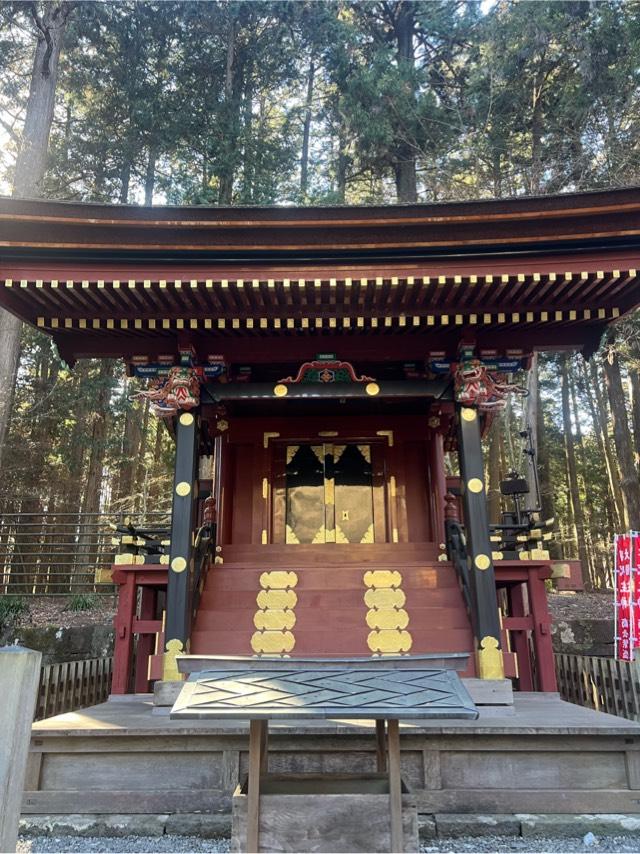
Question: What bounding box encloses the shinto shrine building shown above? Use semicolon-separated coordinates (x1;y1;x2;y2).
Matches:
2;188;640;695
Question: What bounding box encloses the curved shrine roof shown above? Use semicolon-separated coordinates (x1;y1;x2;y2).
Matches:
1;187;640;363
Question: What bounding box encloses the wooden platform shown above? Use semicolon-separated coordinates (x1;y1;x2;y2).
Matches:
24;693;640;818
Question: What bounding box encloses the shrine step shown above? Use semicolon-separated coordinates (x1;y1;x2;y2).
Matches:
194;604;471;631
218;543;441;565
190;629;474;659
191;560;474;666
199;565;462;593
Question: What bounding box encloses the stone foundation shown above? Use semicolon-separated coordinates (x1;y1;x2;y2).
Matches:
19;812;640;839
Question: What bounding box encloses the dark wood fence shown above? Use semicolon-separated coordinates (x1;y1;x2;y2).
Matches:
35;656;113;721
555;652;640;722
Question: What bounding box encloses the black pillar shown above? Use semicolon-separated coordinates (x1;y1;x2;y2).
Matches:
456;403;504;680
163;410;199;681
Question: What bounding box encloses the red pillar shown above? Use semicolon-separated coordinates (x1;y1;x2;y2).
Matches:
429;429;447;545
112;571;136;695
509;582;534;692
528;568;558;692
134;587;157;693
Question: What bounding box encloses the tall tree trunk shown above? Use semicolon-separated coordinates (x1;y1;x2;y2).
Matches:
581;359;621;531
148;418;168;505
392;1;417;203
6;346;61;593
77;362;114;584
300;60;315;198
629;368;640;466
13;4;70;196
568;358;595;586
119;160;131;204
524;353;539;511
336;115;348;203
530;74;543;194
144;145;157;205
590;358;627;528
394;158;417;204
134;400;150;511
241;64;254;202
603;349;640;529
218;15;238;204
0;2;72;470
486;420;502;524
536;371;555;526
560;354;591;583
81;362;115;517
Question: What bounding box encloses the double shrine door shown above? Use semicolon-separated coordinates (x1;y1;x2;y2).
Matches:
271;441;389;545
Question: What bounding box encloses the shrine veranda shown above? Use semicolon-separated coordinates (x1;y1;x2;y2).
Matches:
3;188;640;823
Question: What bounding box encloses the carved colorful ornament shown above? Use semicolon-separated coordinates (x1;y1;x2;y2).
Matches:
454;358;527;413
133;366;202;417
280;359;374;385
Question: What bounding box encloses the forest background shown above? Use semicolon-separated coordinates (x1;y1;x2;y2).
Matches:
1;0;640;594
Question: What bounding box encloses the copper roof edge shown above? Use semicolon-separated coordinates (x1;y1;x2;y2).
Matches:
2;184;640;224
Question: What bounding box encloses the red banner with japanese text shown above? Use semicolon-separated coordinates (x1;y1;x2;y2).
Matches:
634;532;640;648
615;533;634;660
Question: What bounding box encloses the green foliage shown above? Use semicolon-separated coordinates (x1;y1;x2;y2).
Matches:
7;0;640;204
66;593;99;612
0;596;28;628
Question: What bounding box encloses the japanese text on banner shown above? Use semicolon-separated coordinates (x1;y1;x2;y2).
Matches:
615;533;634;661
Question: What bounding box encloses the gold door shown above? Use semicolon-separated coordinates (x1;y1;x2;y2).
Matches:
281;443;377;544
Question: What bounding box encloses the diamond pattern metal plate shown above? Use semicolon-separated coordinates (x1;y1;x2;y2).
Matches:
170;667;478;721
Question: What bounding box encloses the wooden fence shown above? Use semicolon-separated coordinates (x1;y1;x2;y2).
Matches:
35;656;113;721
555;652;640;722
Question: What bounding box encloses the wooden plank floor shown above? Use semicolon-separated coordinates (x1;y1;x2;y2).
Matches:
31;693;640;736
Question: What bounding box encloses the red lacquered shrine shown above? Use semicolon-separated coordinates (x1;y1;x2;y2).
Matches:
2;188;640;693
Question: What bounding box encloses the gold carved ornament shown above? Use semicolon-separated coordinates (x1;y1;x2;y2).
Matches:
476;636;505;680
251;571;299;656
163;638;186;682
363;570;412;655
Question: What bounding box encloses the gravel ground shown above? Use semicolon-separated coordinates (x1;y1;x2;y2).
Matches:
15;836;640;853
422;836;640;852
16;836;230;853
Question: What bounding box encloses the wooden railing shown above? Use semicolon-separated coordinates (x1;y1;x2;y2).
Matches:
555;652;640;722
445;518;472;619
35;656;113;721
